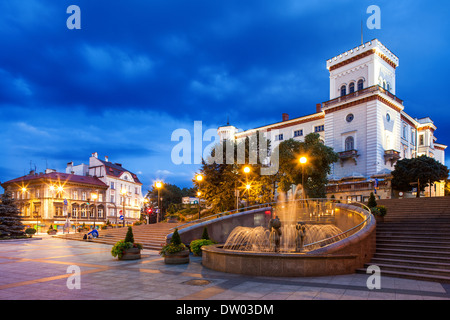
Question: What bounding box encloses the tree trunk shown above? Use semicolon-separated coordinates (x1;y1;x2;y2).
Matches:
416;178;420;198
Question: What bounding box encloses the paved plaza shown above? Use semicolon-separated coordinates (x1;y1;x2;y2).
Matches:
0;235;449;302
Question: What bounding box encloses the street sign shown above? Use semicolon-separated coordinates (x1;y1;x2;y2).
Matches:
119;215;124;220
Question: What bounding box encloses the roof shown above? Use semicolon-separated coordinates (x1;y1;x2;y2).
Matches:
1;172;108;188
99;160;142;185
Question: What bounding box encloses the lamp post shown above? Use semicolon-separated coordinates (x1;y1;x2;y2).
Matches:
120;188;127;227
155;181;162;223
299;156;307;199
195;174;203;220
91;193;98;229
243;166;251;207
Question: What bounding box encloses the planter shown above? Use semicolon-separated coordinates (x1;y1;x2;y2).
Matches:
47;230;57;235
167;217;179;223
164;249;190;264
119;247;141;260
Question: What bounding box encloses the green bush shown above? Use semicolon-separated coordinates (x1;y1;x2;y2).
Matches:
111;240;133;259
159;228;185;257
124;227;134;243
201;227;210;240
376;205;387;217
189;239;216;256
25;228;36;237
368;192;377;208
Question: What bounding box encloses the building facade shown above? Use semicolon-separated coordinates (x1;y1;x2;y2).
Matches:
1;153;144;232
218;39;447;201
1;169;108;232
67;152;144;226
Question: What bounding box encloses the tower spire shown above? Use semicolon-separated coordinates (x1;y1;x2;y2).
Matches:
361;20;364;45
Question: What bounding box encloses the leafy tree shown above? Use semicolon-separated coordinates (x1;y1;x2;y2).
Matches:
391;155;449;197
194;131;276;213
0;192;25;238
275;133;339;198
146;183;183;212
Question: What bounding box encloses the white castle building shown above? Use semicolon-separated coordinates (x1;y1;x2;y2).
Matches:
218;39;447;201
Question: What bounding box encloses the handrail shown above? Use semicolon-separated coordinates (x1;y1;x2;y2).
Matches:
169;198;371;238
168;202;275;231
303;201;372;250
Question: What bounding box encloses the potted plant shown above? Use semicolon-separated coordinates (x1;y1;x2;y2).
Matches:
160;228;189;264
47;225;57;235
25;228;36;238
111;227;143;260
166;213;179;223
367;192;386;223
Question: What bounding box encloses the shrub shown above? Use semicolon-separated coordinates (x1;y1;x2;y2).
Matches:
368;192;377;208
376;205;387;217
201;227;210;240
124;227;134;243
189;239;216;256
159;228;185;257
111;240;133;259
25;228;36;237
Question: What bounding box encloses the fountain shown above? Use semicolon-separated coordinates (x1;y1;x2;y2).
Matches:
201;188;377;277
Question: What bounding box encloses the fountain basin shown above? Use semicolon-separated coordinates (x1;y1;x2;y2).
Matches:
201;202;376;277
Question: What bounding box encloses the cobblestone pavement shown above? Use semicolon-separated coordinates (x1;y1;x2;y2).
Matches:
1;236;449;302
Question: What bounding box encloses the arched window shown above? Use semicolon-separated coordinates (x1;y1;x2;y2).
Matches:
357;79;364;91
345;136;354;151
340;85;347;97
349;82;355;94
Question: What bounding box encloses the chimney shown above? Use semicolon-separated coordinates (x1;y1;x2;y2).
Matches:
105;156;109;162
316;103;322;113
282;113;289;121
115;163;122;167
91;152;98;158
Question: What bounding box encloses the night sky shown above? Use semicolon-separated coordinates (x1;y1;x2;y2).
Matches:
1;0;449;192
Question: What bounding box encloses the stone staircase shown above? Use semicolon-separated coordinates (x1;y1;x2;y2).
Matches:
56;223;183;250
357;197;450;283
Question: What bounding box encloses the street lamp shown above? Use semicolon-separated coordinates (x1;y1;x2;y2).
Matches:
120;188;127;227
243;166;251;207
155;181;163;223
91;193;98;229
195;174;203;220
299;156;307;199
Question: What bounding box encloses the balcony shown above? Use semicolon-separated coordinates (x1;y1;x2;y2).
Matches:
384;149;400;166
322;85;403;109
338;149;359;166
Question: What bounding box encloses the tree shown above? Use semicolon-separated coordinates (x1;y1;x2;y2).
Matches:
124;226;134;243
146;183;183;212
275;133;339;198
0;192;25;238
391;155;449;197
194;131;276;214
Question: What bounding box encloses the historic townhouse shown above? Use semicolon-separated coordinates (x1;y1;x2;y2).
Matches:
1;169;108;232
67;152;144;225
218;39;447;201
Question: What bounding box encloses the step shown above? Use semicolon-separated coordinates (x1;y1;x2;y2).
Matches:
356;267;450;284
373;252;450;264
376;239;450;247
370;257;450;270
363;262;450;278
375;247;450;258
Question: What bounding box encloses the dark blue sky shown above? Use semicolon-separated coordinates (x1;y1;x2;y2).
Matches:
1;0;449;192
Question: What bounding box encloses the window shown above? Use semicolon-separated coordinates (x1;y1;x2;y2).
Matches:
419;134;424;146
82;192;86;201
345;136;355;151
402;123;408;139
111;195;115;203
314;125;324;132
72;190;78;200
349;82;355;94
357;79;364;91
411;129;416;146
276;134;284;141
386;113;391;122
72;206;78;217
340;85;346;97
346;114;354;123
110;182;115;189
294;129;303;137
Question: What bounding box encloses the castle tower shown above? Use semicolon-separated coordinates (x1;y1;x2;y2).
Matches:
321;39;403;179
